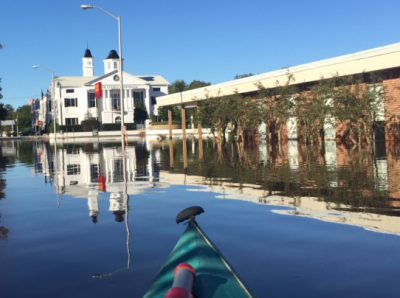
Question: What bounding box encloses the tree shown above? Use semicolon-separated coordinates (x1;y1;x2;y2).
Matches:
159;79;211;122
168;80;187;94
234;73;254;80
16;105;32;135
188;80;210;90
332;75;380;146
296;77;335;145
258;74;297;144
168;79;211;94
134;101;149;124
0;104;14;122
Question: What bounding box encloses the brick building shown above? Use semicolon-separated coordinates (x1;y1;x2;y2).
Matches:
157;42;400;143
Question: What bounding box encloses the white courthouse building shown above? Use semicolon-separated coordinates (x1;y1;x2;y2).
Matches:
40;49;168;131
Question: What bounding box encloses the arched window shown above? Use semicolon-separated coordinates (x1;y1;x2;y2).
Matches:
115;116;121;124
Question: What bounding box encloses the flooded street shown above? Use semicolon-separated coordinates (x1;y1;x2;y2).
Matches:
1;139;400;297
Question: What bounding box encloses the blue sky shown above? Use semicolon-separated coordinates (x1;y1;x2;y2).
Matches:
1;0;400;108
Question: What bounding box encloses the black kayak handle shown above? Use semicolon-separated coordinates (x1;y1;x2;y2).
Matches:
176;206;205;224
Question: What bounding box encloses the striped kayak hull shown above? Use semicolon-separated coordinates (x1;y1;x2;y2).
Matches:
144;219;253;298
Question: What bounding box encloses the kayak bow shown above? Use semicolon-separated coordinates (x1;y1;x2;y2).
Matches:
144;206;253;298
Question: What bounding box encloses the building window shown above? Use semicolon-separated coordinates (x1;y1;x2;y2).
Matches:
133;91;144;105
115;116;121;123
65;118;79;126
113;159;123;182
66;89;75;93
111;89;121;111
151;96;157;105
152;87;161;92
90;164;99;183
65;98;78;107
88;91;96;108
113;61;118;69
67;164;80;175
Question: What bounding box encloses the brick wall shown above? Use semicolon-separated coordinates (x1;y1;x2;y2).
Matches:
383;77;400;120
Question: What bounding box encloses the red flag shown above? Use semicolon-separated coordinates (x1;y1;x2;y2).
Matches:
95;82;103;100
98;175;106;192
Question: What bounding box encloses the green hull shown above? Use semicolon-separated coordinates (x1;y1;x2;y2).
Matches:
144;220;253;298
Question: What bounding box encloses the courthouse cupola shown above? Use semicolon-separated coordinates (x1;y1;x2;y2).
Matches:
82;48;94;77
103;49;120;74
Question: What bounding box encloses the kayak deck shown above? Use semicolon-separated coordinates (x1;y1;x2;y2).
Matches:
144;220;252;298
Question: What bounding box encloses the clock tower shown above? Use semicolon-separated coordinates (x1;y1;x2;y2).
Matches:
82;48;94;77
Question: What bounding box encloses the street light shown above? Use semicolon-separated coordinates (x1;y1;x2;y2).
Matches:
81;4;126;132
32;64;56;141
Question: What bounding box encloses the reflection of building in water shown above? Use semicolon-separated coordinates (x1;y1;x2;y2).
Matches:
287;140;299;170
159;170;400;236
88;189;99;223
33;140;400;232
387;147;400;202
35;142;165;222
0;141;17;157
109;192;126;222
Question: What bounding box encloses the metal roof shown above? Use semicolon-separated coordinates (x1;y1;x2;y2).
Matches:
157;42;400;107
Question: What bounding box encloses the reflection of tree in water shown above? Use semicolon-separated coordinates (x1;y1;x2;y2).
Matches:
16;141;35;166
135;143;150;179
0;144;12;239
159;140;397;216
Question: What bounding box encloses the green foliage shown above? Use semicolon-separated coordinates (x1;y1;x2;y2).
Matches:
296;77;335;144
198;91;261;143
331;75;380;145
81;119;100;131
168;80;187;94
157;106;181;122
102;123;136;131
16;105;32;135
0;104;7;120
168;79;211;94
58;125;83;132
196;72;384;147
234;73;254;80
188;80;211;90
258;74;297;143
134;101;149;124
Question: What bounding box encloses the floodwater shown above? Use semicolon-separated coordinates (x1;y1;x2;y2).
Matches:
1;139;400;298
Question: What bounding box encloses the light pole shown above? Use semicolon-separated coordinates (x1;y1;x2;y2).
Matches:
32;64;56;141
81;4;125;133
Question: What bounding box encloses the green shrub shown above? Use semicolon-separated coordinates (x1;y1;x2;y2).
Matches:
81;119;100;131
59;125;83;132
102;123;136;131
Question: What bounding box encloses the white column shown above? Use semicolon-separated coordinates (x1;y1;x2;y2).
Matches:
288;140;299;170
324;98;336;140
287;117;298;139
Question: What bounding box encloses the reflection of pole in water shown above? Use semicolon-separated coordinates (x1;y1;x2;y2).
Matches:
122;148;131;270
53;141;61;207
94;146;131;278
